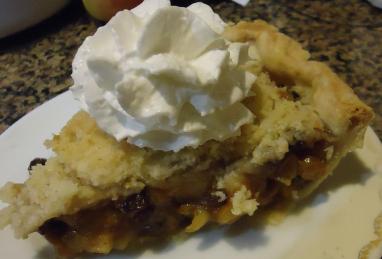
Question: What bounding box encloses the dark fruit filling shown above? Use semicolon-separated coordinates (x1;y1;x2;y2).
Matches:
37;141;330;256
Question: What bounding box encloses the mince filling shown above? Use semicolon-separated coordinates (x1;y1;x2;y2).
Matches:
37;141;330;256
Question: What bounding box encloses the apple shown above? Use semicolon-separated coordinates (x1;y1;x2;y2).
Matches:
82;0;143;21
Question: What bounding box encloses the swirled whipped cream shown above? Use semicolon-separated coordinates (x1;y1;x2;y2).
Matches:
71;0;256;151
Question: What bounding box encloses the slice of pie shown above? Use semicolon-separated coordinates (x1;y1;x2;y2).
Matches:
0;20;373;256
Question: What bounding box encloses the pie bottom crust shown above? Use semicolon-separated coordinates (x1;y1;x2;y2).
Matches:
0;20;373;256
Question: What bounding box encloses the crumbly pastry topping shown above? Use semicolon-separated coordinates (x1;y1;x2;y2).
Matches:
231;186;258;216
0;19;373;256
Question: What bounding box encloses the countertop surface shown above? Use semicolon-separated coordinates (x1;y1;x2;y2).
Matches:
0;0;381;139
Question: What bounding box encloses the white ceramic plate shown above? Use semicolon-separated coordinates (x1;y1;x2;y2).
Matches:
1;91;381;259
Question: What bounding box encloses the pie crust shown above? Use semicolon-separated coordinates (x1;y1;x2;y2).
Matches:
0;20;373;256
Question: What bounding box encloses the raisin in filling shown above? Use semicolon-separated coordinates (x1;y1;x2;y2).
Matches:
39;189;192;256
28;158;47;173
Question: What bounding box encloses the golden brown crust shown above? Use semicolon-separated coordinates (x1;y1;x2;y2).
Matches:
224;20;373;138
224;20;373;198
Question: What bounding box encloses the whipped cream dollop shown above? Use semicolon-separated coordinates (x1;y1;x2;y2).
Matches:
71;0;256;151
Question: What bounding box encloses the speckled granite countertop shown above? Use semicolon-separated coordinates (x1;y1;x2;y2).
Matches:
0;0;381;139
